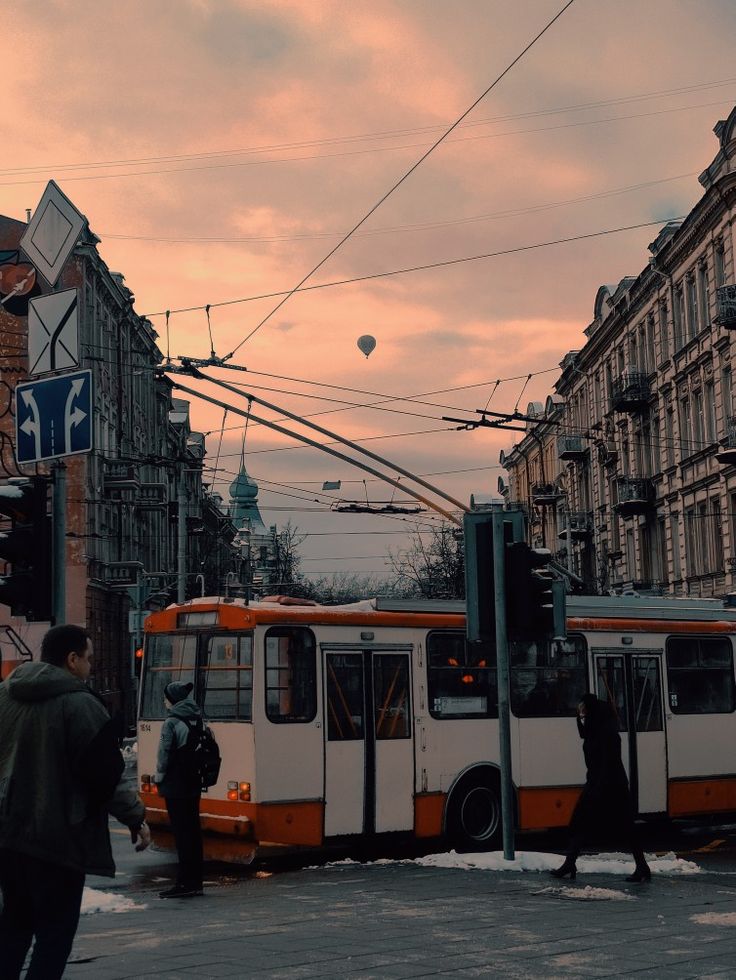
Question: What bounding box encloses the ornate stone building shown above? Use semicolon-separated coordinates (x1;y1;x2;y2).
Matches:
502;107;736;597
0;203;236;723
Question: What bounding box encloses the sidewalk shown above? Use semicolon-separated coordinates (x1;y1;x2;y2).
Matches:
69;837;736;979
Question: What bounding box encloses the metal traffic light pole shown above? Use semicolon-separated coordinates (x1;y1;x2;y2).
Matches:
52;462;66;625
491;510;515;861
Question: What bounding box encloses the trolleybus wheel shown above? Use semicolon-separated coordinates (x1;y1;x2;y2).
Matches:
447;776;502;851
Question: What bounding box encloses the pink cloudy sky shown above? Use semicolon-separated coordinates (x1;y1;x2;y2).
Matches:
2;0;735;577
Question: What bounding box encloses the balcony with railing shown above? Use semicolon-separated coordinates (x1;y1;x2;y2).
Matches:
531;482;563;506
716;416;736;465
611;371;651;413
557;435;587;460
596;439;619;468
714;284;736;329
557;511;594;540
614;477;655;517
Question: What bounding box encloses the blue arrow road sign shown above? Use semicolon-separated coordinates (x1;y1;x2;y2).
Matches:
15;369;92;463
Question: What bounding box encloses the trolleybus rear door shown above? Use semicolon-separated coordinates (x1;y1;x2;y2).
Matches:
323;648;414;838
594;652;667;815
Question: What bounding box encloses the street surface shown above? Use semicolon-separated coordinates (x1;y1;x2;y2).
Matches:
64;821;736;979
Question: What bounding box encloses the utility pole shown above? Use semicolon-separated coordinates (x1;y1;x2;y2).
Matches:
177;464;187;603
492;510;515;861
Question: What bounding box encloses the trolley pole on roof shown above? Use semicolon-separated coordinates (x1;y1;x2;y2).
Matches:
492;510;515;861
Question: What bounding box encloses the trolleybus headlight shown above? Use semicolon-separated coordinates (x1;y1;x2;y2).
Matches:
239;781;251;801
227;780;238;801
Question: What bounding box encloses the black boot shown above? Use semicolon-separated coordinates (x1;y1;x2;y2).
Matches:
625;863;651;883
550;858;577;881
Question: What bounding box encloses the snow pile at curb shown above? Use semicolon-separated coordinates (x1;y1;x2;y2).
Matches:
414;849;700;876
532;885;635;901
691;912;736;926
81;888;144;915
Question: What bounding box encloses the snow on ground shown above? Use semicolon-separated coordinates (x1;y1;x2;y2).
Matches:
532;885;635;901
691;912;736;926
318;850;701;876
81;888;144;915
415;850;700;876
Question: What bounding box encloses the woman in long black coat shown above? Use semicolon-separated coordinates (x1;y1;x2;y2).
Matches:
551;693;651;882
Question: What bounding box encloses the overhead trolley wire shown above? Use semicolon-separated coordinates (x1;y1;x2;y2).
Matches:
143;214;685;319
220;0;577;359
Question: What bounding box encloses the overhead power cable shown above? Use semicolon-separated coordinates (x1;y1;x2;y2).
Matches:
100;170;699;245
222;0;576;359
3;76;733;177
0;97;729;191
143;214;685;319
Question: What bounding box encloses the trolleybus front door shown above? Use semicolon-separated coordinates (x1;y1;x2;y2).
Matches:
323;649;413;838
594;653;667;815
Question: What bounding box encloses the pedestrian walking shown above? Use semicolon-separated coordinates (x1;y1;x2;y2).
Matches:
154;680;204;898
0;624;150;980
550;693;651;883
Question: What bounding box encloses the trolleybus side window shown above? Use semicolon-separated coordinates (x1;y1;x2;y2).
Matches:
511;635;587;718
200;633;253;721
140;633;197;720
666;636;735;714
427;631;497;719
265;627;317;723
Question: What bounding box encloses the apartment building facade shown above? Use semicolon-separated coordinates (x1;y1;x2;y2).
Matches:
0;207;236;724
501;107;736;597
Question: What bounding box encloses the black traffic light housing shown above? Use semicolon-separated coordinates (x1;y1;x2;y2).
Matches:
505;541;566;642
0;477;52;622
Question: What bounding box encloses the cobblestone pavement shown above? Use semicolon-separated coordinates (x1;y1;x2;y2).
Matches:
63;829;736;980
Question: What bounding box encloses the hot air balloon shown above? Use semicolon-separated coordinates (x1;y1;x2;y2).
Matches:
357;335;376;358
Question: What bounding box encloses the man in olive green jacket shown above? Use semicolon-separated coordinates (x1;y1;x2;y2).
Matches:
0;624;151;980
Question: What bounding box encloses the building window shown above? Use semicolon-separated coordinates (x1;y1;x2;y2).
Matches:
698;263;710;328
715;241;726;287
626;528;636;579
685;507;698;576
674;286;685;350
705;382;716;444
658;517;668;585
692;389;704;450
665;407;675;467
671;513;682;583
659;300;669;362
646;314;656;372
722;367;733;431
679;398;692;457
666;637;735;714
686;276;699;340
711;498;724;573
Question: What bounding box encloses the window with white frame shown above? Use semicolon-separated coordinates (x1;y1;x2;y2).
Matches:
705;382;716;444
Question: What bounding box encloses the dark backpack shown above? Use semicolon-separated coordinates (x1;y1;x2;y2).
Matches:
184;718;222;790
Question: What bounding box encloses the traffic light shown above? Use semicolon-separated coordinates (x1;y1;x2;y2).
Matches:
463;512;495;643
505;541;566;642
134;647;144;679
0;477;52;621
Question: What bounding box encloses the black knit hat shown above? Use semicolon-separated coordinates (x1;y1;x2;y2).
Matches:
164;681;194;704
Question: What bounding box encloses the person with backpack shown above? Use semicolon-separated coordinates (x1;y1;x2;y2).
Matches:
154;681;204;899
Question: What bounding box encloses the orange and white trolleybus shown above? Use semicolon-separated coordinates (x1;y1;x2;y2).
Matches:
137;593;736;861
